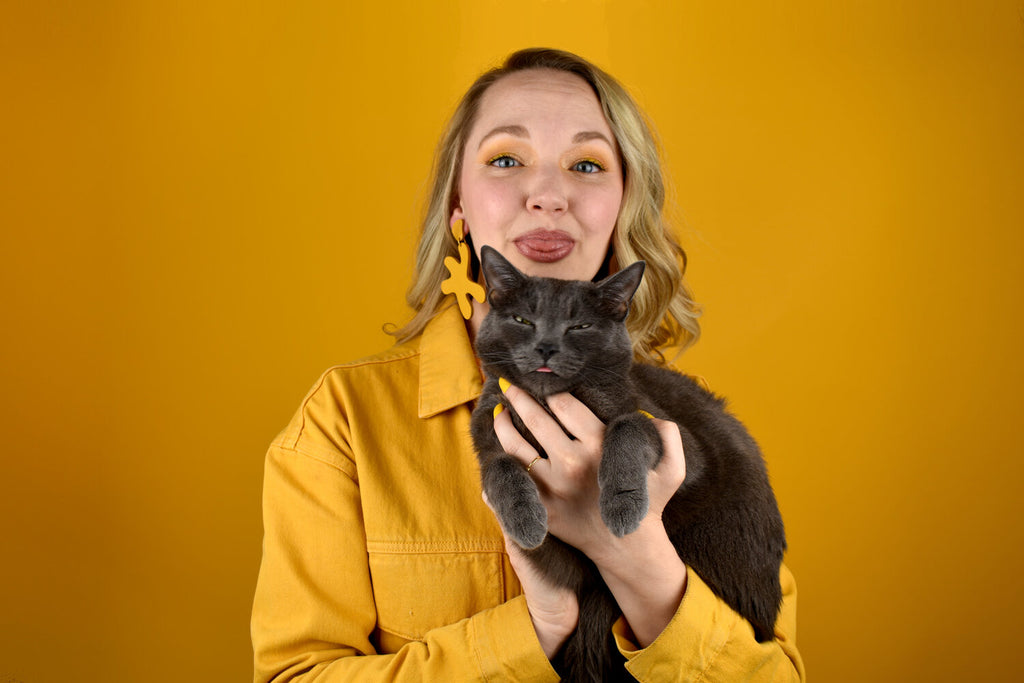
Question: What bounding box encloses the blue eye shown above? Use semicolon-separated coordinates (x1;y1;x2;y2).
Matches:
489;155;520;169
572;160;603;173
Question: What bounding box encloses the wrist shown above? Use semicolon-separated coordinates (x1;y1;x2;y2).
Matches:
529;599;579;660
588;515;670;575
590;518;688;648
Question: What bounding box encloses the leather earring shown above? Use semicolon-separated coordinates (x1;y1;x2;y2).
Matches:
441;219;486;319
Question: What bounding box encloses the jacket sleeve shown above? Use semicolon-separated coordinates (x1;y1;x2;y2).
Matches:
251;444;560;683
612;564;805;682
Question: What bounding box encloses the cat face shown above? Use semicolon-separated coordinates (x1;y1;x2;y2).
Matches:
476;246;644;396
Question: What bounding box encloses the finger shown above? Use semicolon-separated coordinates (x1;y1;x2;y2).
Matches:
651;418;686;486
544;392;605;442
492;403;541;468
501;382;575;451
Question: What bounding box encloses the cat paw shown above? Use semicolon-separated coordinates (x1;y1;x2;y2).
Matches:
600;487;649;537
485;456;549;549
505;498;548;549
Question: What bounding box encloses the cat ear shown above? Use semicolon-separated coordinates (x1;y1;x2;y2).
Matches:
597;261;645;320
480;246;525;307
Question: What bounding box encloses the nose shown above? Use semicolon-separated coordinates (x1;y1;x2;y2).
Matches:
526;165;568;215
535;342;559;362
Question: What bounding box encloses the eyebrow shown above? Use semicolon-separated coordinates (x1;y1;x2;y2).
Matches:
475;126;615;150
572;130;614;148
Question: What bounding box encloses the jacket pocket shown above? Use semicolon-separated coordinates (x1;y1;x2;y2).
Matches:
368;548;505;642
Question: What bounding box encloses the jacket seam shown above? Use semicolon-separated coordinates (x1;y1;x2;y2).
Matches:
692;612;737;683
366;540;506;554
274;442;357;482
375;623;425;642
291;347;422;450
470;615;488;682
290;372;331;452
330;347;420;369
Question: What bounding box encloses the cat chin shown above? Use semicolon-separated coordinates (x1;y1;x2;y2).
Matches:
517;373;573;397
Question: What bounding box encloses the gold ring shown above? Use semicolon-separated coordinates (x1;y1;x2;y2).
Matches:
526;456;542;473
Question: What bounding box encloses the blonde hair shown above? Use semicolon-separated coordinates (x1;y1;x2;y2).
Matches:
389;48;701;363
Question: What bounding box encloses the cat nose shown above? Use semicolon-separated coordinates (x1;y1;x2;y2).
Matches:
535;342;559;362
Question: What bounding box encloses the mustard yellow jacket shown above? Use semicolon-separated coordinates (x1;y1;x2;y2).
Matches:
251;305;805;681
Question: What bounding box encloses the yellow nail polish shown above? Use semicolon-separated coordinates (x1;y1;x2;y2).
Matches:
493;403;504;419
638;409;654;420
499;377;511;393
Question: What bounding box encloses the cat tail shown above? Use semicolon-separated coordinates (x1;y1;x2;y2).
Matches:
560;581;636;683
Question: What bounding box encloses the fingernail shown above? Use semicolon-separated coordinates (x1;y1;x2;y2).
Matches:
493;403;504;419
638;409;654;419
499;377;511;393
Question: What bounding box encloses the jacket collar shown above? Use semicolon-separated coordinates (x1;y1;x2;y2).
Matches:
418;304;483;418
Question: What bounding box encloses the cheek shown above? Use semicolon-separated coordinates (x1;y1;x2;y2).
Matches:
578;184;623;235
462;176;521;221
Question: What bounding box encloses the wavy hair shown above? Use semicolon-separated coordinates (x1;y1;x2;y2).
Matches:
388;48;701;362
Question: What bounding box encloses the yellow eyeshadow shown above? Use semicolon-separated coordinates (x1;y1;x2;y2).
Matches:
569;144;613;168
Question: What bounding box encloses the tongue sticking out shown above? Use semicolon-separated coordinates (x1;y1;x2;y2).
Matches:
536;367;553;373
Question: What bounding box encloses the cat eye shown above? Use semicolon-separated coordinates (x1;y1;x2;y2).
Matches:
513;315;534;326
569;323;592;330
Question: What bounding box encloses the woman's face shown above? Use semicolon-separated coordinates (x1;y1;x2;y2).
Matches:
453;69;624;281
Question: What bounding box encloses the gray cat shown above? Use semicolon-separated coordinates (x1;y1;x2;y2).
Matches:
471;246;786;682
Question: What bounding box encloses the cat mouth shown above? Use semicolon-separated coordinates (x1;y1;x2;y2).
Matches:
535;366;554;373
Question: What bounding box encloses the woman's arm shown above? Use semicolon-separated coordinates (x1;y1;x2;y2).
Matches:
494;384;804;682
612;563;804;682
251;443;561;683
493;396;688;647
492;516;580;659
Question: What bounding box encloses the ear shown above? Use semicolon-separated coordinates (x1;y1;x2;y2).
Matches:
596;261;645;320
480;246;525;307
450;205;466;234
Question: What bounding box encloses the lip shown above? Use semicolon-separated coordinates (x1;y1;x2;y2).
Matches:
513;229;575;263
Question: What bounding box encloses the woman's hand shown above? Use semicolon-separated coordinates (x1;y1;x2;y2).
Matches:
482;491;579;659
493;384;685;556
493;382;689;647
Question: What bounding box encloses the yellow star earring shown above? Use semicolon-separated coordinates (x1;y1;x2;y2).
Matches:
441;219;486;319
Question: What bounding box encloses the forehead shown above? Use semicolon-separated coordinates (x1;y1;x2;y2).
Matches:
470;69;613;140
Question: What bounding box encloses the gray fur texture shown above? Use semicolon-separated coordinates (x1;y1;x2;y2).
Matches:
470;247;786;682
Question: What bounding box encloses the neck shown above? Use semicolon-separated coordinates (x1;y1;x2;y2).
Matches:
465;298;491;383
466;297;490;344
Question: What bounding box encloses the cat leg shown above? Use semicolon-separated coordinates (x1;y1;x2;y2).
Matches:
483;452;548;549
599;413;662;537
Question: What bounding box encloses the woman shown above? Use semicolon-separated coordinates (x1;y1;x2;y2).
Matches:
252;48;804;681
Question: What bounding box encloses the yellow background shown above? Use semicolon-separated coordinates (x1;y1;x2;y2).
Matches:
2;2;1022;681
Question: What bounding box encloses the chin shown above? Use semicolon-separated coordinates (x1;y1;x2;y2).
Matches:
515;257;596;282
531;266;592;282
520;372;573;398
